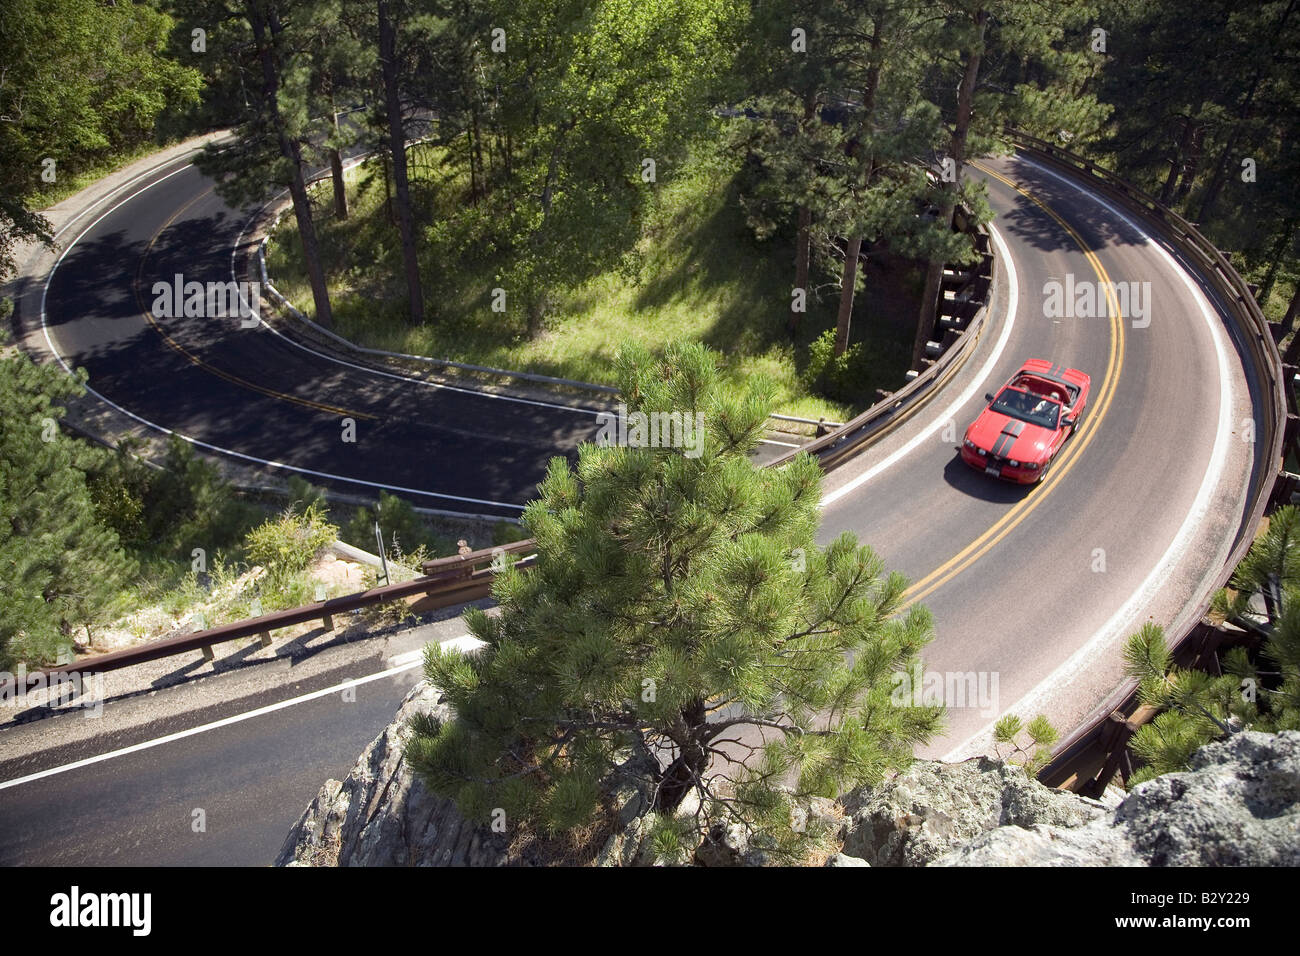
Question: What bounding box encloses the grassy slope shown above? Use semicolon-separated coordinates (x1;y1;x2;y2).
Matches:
267;138;919;422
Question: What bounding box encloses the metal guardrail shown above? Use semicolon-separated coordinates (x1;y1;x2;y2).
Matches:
1008;130;1288;792
9;176;996;699
0;540;536;691
769;228;994;471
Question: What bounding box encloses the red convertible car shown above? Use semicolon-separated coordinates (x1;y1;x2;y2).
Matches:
960;359;1091;484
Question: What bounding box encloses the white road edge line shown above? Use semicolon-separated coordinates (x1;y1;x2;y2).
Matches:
0;661;419;791
941;154;1236;761
819;220;1020;509
36;165;528;513
0;634;484;792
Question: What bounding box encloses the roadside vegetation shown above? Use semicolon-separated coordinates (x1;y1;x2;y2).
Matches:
266;139;911;422
0;349;514;669
406;342;945;864
1116;506;1300;784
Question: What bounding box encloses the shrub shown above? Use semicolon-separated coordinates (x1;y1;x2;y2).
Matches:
244;502;338;581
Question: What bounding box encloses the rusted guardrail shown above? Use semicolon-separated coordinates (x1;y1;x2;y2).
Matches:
0;540;536;692
10;186;996;697
1008;130;1288;792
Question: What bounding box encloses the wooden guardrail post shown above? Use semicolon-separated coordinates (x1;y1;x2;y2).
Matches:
1081;711;1132;798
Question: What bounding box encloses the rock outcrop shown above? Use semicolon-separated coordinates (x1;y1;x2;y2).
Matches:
275;681;515;866
837;755;1117;866
277;679;1300;867
932;730;1300;866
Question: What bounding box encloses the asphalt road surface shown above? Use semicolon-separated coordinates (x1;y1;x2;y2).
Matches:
0;145;1268;865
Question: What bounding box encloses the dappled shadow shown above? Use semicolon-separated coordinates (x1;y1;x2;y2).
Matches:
977;155;1148;256
40;186;597;515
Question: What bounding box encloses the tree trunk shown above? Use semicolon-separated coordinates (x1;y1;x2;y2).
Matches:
789;204;811;336
329;110;348;220
835;237;862;355
249;0;333;329
912;9;987;367
1258;219;1296;309
1159;113;1197;206
1197;0;1295;222
378;0;425;324
654;698;710;812
526;123;570;337
788;92;819;336
1282;281;1300;341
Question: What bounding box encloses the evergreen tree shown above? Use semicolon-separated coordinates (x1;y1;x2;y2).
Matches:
406;342;943;858
1121;506;1300;783
0;355;136;667
196;0;347;327
0;0;201;280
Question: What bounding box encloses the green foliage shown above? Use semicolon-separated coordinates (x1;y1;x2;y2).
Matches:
1089;0;1300;301
243;501;338;585
406;342;943;858
992;712;1059;776
341;490;446;559
1120;624;1250;783
0;0;201;279
88;436;258;563
802;329;909;403
1114;507;1300;784
0;354;136;667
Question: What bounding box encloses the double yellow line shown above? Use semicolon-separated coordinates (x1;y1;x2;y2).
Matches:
133;186;377;421
900;159;1126;608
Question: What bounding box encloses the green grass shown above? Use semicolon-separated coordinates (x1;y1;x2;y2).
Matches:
267;138;919;422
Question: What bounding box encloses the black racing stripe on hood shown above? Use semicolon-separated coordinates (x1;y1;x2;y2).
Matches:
992;420;1025;458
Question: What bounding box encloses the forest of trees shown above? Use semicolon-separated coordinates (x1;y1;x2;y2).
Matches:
4;1;1297;346
2;0;1299;721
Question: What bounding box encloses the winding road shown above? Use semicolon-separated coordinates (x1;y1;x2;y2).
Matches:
0;141;1271;864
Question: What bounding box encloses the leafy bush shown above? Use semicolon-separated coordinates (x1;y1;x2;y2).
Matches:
801;328;909;403
244;502;338;581
88;436;258;563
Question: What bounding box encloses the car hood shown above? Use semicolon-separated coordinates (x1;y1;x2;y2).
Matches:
966;409;1056;462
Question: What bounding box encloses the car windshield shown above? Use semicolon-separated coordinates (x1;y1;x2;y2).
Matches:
992;387;1060;429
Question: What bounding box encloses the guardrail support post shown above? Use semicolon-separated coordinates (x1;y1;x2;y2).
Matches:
1082;711;1134;799
323;613;335;632
258;631;272;649
201;645;214;662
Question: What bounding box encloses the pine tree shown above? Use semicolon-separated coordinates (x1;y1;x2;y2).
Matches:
0;0;201;280
1120;507;1300;783
406;342;943;858
0;355;136;667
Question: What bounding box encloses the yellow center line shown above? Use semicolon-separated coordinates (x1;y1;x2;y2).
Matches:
899;157;1126;609
133;186;378;422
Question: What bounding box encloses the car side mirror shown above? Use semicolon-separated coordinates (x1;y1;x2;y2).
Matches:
984;392;995;402
1063;416;1076;427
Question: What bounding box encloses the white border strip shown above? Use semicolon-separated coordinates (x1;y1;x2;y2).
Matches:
0;660;422;792
941;155;1237;760
819;221;1020;509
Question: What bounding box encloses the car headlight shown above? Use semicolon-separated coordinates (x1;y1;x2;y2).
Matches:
1022;461;1039;470
1009;459;1019;467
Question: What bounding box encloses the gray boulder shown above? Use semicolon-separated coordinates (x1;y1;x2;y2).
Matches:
275;681;514;866
933;731;1300;866
838;755;1110;866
